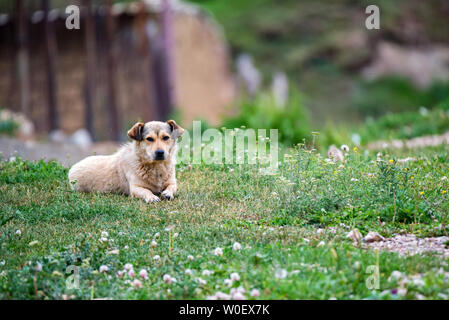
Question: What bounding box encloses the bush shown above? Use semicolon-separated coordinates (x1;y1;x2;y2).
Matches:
222;89;310;146
352;77;449;119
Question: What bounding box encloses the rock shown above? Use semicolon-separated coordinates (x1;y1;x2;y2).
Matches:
364;231;385;243
70;128;93;149
49;130;68;143
346;229;362;243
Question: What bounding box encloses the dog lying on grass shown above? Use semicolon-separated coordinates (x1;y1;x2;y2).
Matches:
68;120;184;203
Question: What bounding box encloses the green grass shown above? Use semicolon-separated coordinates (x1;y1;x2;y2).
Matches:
1;144;449;299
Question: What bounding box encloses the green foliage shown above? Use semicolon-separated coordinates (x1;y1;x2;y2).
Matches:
352;77;449;118
0;116;18;137
1;145;449;299
222;90;310;145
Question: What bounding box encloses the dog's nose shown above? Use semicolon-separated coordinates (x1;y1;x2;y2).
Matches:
155;150;165;160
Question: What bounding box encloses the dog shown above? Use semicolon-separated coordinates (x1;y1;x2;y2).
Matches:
68;120;184;203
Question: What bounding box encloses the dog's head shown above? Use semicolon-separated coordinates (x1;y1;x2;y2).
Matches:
127;120;185;162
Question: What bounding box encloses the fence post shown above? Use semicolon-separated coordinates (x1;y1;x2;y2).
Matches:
43;0;59;131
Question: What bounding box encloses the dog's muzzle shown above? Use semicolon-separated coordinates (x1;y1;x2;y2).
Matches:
154;150;165;160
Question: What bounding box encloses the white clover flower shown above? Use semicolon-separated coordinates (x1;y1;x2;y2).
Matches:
153;255;161;261
275;269;287;279
124;263;133;271
0;260;5;266
171;277;177;284
116;270;125;278
124;245;129;250
99;265;109;273
215;291;231;300
131;279;143;288
150;240;158;248
224;279;233;287
128;269;135;278
202;269;213;276
139;269;148;280
196;277;207;285
187;255;194;261
99;237;108;243
389;271;403;282
340;145;349;152
232;292;246;300
317;241;325;247
442;176;448;181
250;289;260;297
154;232;160;239
174;233;179;238
101;231;109;238
185;269;193;276
232;242;242;251
230;272;240;281
34;262;43;272
163;274;172;283
15;229;22;236
214;247;223;256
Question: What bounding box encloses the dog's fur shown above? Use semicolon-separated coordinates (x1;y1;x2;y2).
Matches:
68;120;184;203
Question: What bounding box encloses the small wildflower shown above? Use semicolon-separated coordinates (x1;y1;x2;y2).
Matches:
317;241;325;247
230;272;240;281
232;292;246;300
124;263;133;271
124;245;129;250
443;190;447;195
150;240;158;248
250;289;260;297
419;191;424;196
163;274;172;283
353;147;358;152
154;232;160;239
99;265;109;273
340;145;349;152
196;277;207;285
214;247;223;256
185;269;193;276
131;279;143;288
139;269;148;280
101;231;109;238
153;255;161;261
232;242;242;251
389;159;394;163
187;255;194;261
224;279;233;287
275;269;287;279
128;269;135;278
34;262;43;272
202;270;213;276
116;270;125;278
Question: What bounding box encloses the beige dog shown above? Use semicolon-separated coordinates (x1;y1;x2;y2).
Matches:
68;120;184;203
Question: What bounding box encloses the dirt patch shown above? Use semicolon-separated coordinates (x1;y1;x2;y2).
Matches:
364;234;449;258
0;136;120;167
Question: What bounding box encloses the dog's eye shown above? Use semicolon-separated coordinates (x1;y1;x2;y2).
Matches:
146;137;154;142
162;136;170;141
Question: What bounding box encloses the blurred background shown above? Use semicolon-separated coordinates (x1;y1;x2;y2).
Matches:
1;0;449;163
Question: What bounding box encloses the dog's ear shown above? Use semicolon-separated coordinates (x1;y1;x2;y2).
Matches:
167;120;185;139
127;122;145;141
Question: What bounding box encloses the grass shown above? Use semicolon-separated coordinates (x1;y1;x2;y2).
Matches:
1;144;449;299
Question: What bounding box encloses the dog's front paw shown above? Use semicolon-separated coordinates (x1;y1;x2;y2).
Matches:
145;194;161;203
161;190;174;201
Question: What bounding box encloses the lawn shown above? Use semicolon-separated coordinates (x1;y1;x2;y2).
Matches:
1;144;449;299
